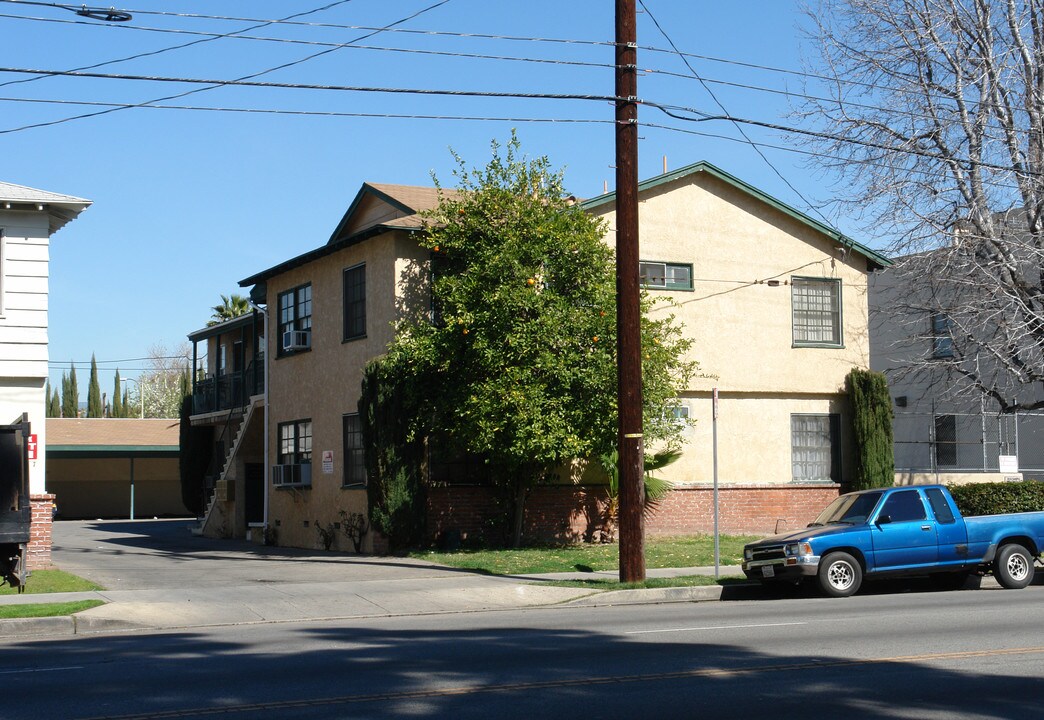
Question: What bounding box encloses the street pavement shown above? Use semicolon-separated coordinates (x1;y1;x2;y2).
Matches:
0;519;735;638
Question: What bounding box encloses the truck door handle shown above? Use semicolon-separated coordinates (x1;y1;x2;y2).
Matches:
921;525;932;531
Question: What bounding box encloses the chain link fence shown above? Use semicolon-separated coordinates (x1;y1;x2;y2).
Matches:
894;409;1044;479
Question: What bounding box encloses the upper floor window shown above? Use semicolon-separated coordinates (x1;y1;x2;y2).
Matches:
278;284;312;354
792;277;842;347
343;264;366;341
639;261;693;291
931;312;954;358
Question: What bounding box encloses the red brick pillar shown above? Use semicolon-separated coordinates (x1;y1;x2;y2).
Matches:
28;494;55;569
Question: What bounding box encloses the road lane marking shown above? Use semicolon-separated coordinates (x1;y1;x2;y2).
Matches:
625;621;808;635
79;646;1044;719
0;665;84;675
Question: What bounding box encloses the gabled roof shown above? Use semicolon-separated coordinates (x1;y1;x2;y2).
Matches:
240;182;451;289
0;181;91;234
580;161;891;269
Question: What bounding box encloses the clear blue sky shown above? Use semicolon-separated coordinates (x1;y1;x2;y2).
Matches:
0;1;866;397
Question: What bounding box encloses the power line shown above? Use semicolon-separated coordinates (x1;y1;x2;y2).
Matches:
639;0;834;226
0;0;452;134
0;95;613;124
0;0;359;90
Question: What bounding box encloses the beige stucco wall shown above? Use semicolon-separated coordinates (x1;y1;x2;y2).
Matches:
589;172;874;486
265;231;427;550
47;457;185;519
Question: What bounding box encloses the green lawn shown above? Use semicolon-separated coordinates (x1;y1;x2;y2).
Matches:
0;569;102;596
411;534;760;576
0;600;104;619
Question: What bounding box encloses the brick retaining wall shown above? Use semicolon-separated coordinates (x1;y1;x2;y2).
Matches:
427;483;841;545
28;494;54;569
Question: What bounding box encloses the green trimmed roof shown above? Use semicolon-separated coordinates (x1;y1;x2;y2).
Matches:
580;160;891;269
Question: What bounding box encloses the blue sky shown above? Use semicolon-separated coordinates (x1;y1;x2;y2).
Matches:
0;1;864;397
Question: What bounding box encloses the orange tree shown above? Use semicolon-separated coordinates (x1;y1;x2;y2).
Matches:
367;136;694;548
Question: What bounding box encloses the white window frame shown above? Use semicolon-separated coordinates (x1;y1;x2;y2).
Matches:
791;413;841;483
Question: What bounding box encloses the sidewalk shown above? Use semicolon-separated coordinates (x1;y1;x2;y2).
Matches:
0;519;744;639
0;565;738;639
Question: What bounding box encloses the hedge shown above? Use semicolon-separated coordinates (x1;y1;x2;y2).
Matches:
947;482;1044;516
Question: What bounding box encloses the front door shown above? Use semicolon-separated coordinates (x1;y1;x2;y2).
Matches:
245;463;264;526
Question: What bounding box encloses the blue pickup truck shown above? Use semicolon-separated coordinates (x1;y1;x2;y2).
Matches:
742;484;1044;597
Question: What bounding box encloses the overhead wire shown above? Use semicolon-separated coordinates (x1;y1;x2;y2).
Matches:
0;0;453;134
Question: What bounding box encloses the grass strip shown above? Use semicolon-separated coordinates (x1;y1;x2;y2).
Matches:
412;534;760;576
0;600;105;619
0;569;102;596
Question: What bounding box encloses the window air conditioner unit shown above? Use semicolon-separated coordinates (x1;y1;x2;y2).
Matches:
272;463;312;486
282;330;311;352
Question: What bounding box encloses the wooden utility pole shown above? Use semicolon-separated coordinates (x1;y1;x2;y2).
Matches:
615;0;645;583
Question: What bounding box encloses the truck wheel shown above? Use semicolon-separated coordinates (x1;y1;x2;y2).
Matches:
818;552;862;597
994;544;1035;589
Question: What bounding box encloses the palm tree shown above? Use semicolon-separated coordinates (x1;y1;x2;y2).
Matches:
598;448;681;543
207;294;251;326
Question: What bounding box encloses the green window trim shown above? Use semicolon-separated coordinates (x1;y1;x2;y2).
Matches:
639;260;693;291
791;276;843;348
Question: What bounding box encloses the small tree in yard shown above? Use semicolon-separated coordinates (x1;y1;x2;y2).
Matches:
370;135;695;547
846;368;895;490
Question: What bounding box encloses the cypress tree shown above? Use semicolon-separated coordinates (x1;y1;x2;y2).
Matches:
62;363;79;418
44;379;53;418
49;386;61;418
846;368;895;490
87;354;103;418
112;369;123;418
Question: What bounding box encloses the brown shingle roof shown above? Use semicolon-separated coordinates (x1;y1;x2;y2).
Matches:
47;418;179;448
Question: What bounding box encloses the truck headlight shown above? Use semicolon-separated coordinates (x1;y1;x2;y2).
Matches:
784;542;813;558
744;547;753;561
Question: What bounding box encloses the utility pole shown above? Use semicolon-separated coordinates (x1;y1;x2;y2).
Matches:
615;0;645;583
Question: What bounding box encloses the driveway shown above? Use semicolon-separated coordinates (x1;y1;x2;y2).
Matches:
50;519;480;591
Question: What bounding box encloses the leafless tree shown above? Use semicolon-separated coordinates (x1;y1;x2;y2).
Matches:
802;0;1044;411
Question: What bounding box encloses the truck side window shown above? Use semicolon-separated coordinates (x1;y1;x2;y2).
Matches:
879;490;927;523
924;488;956;524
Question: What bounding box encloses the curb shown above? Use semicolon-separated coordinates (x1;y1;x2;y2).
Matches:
0;613;147;640
562;584;723;607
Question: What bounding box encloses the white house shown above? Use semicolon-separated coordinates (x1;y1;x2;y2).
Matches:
0;181;90;570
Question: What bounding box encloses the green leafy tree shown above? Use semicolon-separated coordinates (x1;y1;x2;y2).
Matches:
61;364;78;418
207;293;251;326
111;369;124;418
373;136;695;546
846;368;895;490
87;354;103;418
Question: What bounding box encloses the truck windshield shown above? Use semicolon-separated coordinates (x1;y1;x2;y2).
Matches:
811;491;883;526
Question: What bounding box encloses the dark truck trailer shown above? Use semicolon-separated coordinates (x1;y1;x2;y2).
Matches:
0;414;30;590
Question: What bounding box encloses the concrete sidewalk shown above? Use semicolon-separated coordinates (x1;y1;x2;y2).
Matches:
0;520;740;639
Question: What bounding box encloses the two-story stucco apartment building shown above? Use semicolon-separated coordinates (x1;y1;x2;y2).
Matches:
0;182;90;576
190;162;888;551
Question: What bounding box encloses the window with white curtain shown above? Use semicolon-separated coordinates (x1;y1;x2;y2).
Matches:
791;414;841;482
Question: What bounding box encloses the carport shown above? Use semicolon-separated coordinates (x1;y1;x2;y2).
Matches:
46;418;187;519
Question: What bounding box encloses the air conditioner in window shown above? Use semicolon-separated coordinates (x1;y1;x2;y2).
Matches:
281;330;311;352
272;463;312;486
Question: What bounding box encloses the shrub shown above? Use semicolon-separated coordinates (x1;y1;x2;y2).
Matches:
947;481;1044;516
846;368;894;490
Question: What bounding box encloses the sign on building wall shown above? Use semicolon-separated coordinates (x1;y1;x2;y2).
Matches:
27;434;37;460
322;450;334;474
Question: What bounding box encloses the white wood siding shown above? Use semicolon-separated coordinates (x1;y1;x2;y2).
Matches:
0;211;50;378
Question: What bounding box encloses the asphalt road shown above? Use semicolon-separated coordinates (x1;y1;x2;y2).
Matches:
4;581;1044;719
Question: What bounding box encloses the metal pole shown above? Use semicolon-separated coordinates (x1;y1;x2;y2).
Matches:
615;0;645;583
712;388;720;580
129;456;135;520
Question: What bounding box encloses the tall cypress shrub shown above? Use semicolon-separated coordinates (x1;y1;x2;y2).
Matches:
87;354;103;418
359;357;426;551
846;368;895;490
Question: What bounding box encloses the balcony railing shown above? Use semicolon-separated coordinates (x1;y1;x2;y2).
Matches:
192;361;264;415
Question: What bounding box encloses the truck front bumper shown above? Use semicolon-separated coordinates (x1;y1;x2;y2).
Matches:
743;556;820;583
